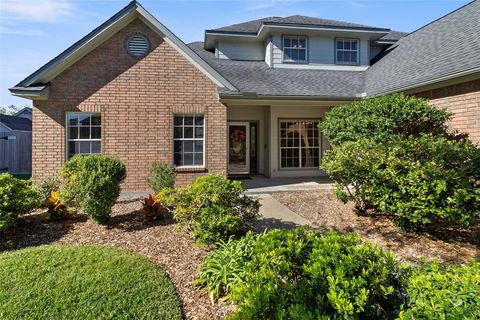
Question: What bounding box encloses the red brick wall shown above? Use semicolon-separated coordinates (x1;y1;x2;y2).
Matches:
415;79;480;144
33;19;227;190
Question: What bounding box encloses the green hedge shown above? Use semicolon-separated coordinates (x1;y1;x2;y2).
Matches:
147;161;176;193
0;173;40;231
158;174;259;244
400;260;480;319
59;155;126;223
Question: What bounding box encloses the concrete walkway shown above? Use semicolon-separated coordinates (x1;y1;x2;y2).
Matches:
243;175;333;194
250;194;313;232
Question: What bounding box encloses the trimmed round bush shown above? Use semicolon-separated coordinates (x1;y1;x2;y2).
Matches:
400;260;480;319
0;245;182;320
319;93;451;146
0;173;40;231
59;155;126;223
147;161;176;192
160;173;260;244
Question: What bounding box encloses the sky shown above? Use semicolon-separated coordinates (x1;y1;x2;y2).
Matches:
0;0;471;108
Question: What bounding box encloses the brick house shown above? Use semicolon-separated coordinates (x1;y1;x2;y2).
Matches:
10;1;480;190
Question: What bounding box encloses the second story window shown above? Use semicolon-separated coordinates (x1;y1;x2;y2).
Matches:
336;38;359;64
283;36;307;63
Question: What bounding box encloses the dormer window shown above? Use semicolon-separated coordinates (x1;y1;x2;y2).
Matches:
336;38;359;64
283;36;307;63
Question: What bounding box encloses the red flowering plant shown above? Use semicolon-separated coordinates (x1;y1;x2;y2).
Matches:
230;129;246;143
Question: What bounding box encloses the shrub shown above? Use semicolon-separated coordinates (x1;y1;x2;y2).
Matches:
229;228;406;320
32;174;61;202
0;173;40;231
400;260;480;319
147;161;176;193
322;136;480;228
59;155;126;223
162;174;260;244
319;93;451;146
195;232;258;303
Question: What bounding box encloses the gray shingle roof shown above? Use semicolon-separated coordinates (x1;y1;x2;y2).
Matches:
366;0;480;95
377;30;409;42
0;114;32;131
189;42;364;98
208;15;388;33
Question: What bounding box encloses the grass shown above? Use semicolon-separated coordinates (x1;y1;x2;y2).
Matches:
0;245;183;320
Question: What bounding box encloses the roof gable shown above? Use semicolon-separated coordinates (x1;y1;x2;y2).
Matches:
10;1;237;100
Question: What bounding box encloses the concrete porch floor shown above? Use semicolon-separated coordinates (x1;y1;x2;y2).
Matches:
240;175;334;194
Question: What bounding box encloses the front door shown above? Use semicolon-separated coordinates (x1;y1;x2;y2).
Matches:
228;122;250;174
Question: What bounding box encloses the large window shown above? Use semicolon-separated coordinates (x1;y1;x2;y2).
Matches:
66;113;101;159
280;120;321;169
336;38;359;64
283;36;307;63
173;115;204;167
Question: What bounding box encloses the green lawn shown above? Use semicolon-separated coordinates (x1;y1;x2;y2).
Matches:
0;245;183;320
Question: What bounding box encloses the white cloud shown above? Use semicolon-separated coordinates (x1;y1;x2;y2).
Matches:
0;0;74;23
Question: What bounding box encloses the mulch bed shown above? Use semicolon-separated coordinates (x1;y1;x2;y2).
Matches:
0;201;231;320
272;191;479;265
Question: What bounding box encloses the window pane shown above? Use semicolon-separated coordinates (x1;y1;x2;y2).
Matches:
336;40;343;49
91;141;101;153
292;38;298;47
184;127;193;138
195;116;204;126
69;127;78;140
194;153;203;166
91;114;101;125
337;51;344;62
174;116;183;126
183;153;193;166
284;48;292;60
183;141;194;152
184;117;193;125
80;127;90;139
351;51;357;62
344;41;350;50
291;49;299;61
174;127;183;139
68;141;77;158
68;114;78;126
195;127;204;138
298;49;306;61
174;153;182;166
283;37;290;48
79;114;90;126
79;141;90;154
194;141;203;152
351;41;357;50
91;127;101;139
299;38;306;48
174;141;182;153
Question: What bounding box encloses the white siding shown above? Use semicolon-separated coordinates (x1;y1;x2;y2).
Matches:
217;41;264;60
370;45;385;60
265;38;272;66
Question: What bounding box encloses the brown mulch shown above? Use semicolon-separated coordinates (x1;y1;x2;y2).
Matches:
272;191;480;265
0;201;231;320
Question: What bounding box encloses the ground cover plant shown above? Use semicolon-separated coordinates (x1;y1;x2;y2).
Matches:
159;173;260;244
320;93;480;230
0;173;39;231
0;245;182;320
59;154;126;224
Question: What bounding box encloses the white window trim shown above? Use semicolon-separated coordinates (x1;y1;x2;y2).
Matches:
282;35;308;63
173;114;205;169
335;38;360;65
65;112;101;160
279;119;322;170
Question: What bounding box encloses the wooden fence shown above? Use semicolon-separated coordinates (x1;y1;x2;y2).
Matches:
0;131;32;175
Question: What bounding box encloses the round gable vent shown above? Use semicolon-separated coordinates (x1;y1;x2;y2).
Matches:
126;35;150;57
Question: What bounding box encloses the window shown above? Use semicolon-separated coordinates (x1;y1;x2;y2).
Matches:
280;120;321;169
173;115;204;167
66;113;101;159
283;36;307;62
336;38;359;64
